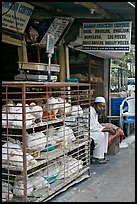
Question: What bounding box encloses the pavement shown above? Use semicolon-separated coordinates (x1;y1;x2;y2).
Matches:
49;133;135;202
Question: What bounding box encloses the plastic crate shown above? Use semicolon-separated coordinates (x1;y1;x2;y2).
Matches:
111;97;125;116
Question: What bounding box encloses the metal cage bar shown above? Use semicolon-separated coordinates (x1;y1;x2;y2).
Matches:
2;81;91;202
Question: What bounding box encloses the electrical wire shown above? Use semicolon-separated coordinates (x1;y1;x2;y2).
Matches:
2;2;28;80
12;2;28;80
2;2;14;16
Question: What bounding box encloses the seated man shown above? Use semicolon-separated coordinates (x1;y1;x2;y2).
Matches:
84;96;116;164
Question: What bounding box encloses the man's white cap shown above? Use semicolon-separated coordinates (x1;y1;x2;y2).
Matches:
95;96;106;103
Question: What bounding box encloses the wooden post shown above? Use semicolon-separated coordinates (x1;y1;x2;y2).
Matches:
58;43;66;82
65;46;70;79
37;44;40;63
17;38;28;63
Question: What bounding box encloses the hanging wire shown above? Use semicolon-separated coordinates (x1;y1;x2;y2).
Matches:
12;2;28;80
2;2;28;80
2;2;14;16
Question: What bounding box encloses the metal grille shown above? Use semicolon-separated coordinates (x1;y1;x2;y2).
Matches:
2;81;91;202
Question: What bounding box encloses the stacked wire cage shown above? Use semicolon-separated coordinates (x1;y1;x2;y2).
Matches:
2;81;91;202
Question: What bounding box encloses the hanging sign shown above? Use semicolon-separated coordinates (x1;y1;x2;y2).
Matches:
82;21;132;52
40;17;73;46
2;2;34;33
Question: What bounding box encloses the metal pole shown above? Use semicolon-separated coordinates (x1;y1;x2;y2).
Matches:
48;53;52;82
65;46;70;79
22;83;27;202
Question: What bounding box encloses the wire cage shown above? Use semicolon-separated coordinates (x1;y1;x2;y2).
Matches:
2;81;91;202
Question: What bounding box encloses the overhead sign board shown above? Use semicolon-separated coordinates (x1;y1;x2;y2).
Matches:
82;21;132;52
2;2;34;33
40;17;74;46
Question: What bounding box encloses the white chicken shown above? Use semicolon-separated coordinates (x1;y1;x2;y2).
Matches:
2;100;14;112
70;105;83;117
10;103;35;127
55;126;76;146
2;141;37;170
57;156;83;179
29;102;43;122
2;112;15;126
13;176;50;197
36;161;60;183
45;97;61;120
57;97;71;115
2;181;13;202
27;131;47;151
2;100;15;126
44;126;57;146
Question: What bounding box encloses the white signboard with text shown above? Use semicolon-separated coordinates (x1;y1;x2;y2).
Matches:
2;2;34;33
82;21;132;52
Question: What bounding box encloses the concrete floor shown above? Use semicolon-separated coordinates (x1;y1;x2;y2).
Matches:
49;133;135;202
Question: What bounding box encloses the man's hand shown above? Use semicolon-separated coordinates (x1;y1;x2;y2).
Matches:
108;127;116;135
102;127;116;135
